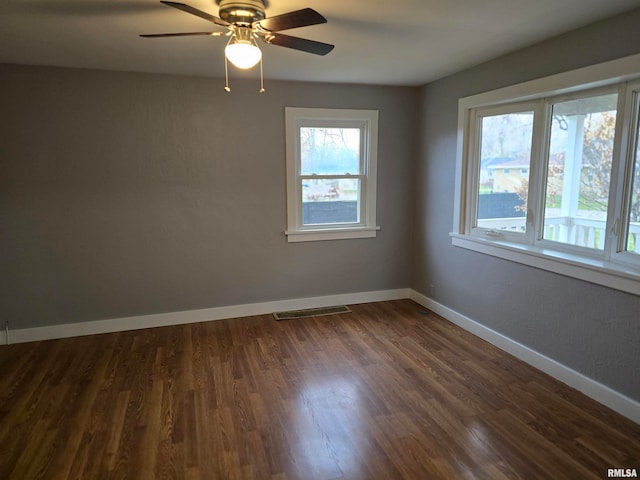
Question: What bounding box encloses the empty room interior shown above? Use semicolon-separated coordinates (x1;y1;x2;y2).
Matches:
2;0;640;478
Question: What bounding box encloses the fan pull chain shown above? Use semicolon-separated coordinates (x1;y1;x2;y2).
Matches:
250;35;265;93
222;35;265;93
224;54;231;92
259;55;265;93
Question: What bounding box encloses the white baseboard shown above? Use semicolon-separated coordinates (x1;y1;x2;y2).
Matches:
409;289;640;425
0;288;410;345
2;286;637;425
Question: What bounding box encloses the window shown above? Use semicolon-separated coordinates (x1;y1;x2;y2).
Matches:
472;106;536;239
453;54;640;295
625;96;640;255
542;93;618;250
285;108;379;242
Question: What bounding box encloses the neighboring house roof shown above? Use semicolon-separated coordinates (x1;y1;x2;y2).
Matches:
481;157;512;168
484;152;565;169
487;158;530;169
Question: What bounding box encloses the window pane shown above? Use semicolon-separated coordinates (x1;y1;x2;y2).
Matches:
543;93;617;250
625;104;640;254
300;127;360;175
302;178;360;225
476;111;534;233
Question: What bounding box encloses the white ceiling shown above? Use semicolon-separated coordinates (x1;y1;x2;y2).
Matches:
1;0;639;86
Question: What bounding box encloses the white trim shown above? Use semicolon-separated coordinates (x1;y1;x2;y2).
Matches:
458;53;640;111
451;234;640;296
409;289;640;425
0;289;409;345
2;287;638;424
284;226;380;242
284;107;379;242
613;80;640;269
454;53;640;295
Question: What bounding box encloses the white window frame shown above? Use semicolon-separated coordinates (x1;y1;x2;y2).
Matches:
453;53;640;296
613;81;640;267
467;101;543;245
284;107;380;242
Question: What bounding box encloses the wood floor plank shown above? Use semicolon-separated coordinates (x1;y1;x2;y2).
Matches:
1;299;639;479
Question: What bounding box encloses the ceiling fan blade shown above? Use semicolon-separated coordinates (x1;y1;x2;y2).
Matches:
263;33;334;56
160;1;229;27
255;8;326;32
140;32;222;37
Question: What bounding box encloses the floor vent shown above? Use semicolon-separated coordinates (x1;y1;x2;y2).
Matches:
273;305;351;321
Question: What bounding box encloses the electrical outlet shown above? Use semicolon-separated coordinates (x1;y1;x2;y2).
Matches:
429;284;435;297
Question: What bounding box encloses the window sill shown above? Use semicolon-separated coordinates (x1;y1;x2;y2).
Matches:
450;233;640;296
285;226;380;243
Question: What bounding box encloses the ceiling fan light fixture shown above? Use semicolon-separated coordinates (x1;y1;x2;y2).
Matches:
142;1;334;92
225;39;261;69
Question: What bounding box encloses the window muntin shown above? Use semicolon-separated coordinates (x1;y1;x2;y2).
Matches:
285;108;379;242
542;93;618;250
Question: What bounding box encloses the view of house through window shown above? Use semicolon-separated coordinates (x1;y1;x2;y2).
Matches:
476;111;534;233
455;59;640;294
542;93;617;250
300;127;362;225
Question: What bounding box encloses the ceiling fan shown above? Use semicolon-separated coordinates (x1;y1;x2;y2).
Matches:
141;0;334;92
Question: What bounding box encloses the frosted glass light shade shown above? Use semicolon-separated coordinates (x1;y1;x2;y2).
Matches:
225;41;262;69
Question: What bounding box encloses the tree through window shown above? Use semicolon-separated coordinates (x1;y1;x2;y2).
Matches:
284;108;379;242
542;93;618;250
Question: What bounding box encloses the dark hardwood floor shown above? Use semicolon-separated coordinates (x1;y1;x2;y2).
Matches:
0;300;638;479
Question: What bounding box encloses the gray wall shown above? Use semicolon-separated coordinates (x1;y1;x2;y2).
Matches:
413;9;640;401
3;7;640;404
1;65;417;329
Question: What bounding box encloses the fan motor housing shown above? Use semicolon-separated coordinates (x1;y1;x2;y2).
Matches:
218;0;265;24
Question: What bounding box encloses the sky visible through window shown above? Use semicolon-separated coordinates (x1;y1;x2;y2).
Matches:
300;127;360;175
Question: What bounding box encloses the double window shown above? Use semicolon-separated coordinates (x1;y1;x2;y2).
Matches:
284;108;379;242
454;55;640;295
